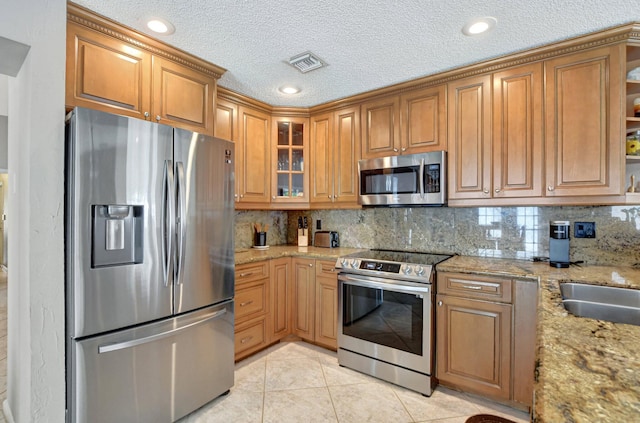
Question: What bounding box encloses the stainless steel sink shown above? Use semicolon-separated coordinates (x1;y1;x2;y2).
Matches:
560;283;640;326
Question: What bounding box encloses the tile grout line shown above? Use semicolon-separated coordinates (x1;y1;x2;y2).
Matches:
317;355;340;422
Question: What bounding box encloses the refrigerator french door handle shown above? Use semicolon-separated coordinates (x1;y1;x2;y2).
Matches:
176;161;187;285
97;308;228;354
162;160;175;287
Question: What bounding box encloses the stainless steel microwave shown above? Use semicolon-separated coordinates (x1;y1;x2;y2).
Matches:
358;151;446;207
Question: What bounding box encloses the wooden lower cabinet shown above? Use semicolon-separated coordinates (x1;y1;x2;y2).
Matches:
235;257;339;360
436;294;512;400
291;258;339;349
270;257;292;342
436;272;537;409
234;261;270;361
292;258;316;341
314;260;339;349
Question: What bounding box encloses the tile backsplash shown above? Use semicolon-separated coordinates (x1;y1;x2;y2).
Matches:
236;206;640;267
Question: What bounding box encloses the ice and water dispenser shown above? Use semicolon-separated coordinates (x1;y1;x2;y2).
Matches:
92;204;143;268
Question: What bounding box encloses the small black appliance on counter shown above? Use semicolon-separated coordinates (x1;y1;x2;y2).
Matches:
549;220;570;268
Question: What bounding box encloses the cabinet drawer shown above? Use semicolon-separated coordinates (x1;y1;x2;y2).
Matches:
235;317;267;356
316;260;337;277
437;272;512;303
235;261;269;284
236;282;268;321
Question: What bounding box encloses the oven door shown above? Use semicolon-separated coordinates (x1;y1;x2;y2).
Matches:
338;273;434;374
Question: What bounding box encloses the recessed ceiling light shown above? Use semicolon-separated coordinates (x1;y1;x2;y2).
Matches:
462;17;497;36
279;86;300;95
146;18;175;35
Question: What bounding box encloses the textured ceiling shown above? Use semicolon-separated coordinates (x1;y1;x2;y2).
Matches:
73;0;640;108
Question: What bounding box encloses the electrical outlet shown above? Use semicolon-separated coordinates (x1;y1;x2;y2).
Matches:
316;219;322;230
574;222;596;238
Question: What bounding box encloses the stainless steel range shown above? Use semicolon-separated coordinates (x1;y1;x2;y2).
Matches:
335;249;451;396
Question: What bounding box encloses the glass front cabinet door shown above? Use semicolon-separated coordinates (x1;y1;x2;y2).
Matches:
272;117;309;205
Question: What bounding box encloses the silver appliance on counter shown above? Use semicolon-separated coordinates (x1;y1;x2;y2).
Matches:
65;107;235;423
358;151;446;207
335;250;451;396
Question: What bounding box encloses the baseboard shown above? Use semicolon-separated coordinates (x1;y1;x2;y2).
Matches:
3;399;15;423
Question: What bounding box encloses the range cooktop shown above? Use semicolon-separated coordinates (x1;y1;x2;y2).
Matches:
335;249;452;283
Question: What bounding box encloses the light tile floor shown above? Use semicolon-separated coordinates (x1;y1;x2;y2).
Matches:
178;341;531;423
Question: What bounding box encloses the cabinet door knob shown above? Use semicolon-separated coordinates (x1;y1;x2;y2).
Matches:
547;185;554;192
272;196;276;200
328;195;332;199
334;195;338;199
438;301;443;307
401;147;406;152
155;115;161;121
144;112;150;118
494;188;501;193
393;148;399;152
483;189;489;195
309;263;313;267
240;194;244;198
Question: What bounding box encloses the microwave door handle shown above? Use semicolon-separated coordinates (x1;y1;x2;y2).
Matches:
419;158;425;199
162;160;175;287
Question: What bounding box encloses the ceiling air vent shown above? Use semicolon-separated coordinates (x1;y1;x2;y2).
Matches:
288;52;325;73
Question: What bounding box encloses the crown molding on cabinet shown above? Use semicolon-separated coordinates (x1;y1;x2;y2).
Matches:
67;1;226;79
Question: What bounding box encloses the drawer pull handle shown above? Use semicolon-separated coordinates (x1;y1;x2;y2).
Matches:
462;285;483;290
239;272;254;277
240;300;254;307
240;336;253;344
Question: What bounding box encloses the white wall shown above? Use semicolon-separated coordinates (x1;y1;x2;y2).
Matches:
0;75;7;170
1;0;66;422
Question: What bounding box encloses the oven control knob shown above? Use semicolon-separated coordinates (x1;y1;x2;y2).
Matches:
404;266;413;275
416;266;425;276
340;258;348;268
350;260;359;269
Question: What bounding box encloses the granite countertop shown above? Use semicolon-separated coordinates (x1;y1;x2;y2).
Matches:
438;255;640;423
234;245;366;265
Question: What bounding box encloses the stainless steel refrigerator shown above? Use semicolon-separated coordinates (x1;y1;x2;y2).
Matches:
65;107;235;423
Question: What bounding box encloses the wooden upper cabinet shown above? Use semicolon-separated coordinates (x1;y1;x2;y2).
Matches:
310;112;334;204
448;74;493;200
310;106;360;207
236;106;271;205
66;22;151;120
400;85;447;153
545;45;624;197
214;98;238;142
333;107;361;205
66;4;223;136
271;116;310;205
492;63;544;198
360;95;400;159
152;56;215;134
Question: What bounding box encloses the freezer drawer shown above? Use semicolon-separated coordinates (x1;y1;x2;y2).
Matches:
68;301;234;423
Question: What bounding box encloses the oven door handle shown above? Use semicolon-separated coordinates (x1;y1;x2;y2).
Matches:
338;273;432;295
